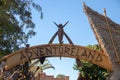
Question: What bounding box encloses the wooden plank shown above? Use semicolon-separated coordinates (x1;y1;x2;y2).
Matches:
0;44;112;71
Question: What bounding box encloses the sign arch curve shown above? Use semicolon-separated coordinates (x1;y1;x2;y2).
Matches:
0;44;112;71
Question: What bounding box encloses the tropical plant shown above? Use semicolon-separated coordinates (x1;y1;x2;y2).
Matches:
56;74;66;78
6;58;54;80
74;44;108;80
0;0;43;79
28;58;55;79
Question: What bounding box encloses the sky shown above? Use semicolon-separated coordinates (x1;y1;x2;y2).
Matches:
28;0;120;80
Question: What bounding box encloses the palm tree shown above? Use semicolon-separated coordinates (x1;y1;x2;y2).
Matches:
29;58;55;77
8;58;54;80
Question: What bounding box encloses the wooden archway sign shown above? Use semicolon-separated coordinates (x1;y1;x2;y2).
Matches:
0;44;112;71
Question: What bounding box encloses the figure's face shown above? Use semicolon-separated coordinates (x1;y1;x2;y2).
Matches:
59;24;63;27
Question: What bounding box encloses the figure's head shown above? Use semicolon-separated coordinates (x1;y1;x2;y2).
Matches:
58;24;63;27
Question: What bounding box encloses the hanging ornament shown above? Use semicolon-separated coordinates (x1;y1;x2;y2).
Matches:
39;57;46;64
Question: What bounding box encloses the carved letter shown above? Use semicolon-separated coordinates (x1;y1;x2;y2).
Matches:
26;51;33;60
59;46;63;54
95;54;102;62
53;46;58;54
87;51;95;60
81;50;88;57
71;47;76;56
46;47;52;55
20;52;27;61
32;48;39;57
39;48;45;56
64;47;70;55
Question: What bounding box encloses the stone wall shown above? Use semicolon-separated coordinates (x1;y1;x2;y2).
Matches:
35;73;69;80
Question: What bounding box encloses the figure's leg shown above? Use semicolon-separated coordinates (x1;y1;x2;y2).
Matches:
49;31;58;44
58;31;64;44
64;32;73;44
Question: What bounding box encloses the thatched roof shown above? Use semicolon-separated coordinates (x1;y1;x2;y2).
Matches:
83;3;120;70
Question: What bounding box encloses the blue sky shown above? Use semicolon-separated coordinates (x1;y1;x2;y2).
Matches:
28;0;120;80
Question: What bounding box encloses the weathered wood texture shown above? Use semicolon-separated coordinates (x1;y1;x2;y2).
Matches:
84;3;120;71
0;44;112;71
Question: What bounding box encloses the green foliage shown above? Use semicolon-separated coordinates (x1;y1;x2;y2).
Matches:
73;44;108;80
74;60;108;80
87;44;101;51
0;0;43;57
56;74;66;78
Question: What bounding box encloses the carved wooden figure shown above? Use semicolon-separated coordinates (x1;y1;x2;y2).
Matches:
49;21;73;44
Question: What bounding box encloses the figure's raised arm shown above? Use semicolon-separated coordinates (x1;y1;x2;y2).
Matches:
63;21;69;28
53;21;58;27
